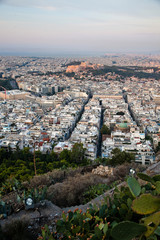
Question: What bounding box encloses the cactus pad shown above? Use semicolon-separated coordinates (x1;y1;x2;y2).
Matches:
141;211;160;237
132;194;160;215
137;173;155;185
155;181;160;194
153;175;160;182
111;221;147;240
127;177;141;197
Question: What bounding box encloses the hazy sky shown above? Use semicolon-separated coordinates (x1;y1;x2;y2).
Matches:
0;0;160;55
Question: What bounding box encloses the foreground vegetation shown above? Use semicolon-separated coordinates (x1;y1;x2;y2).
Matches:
38;172;160;240
0;162;138;211
2;171;159;239
0;145;137;210
0;145;145;239
0;147;154;240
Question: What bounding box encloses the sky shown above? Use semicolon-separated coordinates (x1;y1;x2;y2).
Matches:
0;0;160;56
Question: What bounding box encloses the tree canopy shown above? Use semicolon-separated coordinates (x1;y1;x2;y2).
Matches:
0;143;88;185
101;124;111;135
109;148;135;166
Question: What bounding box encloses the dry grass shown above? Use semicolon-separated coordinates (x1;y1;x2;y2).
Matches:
47;172;106;207
113;164;130;179
107;163;147;184
23;167;87;189
22;163;146;207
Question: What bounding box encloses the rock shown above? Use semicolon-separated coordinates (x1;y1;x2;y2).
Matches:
92;165;113;177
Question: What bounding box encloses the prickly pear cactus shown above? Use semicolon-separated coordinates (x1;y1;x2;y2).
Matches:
137;173;155;185
132;194;160;215
155;181;160;194
111;221;147;240
153;175;160;182
127;177;141;197
141;211;160;237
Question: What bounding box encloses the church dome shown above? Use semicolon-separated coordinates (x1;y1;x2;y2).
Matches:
119;122;128;128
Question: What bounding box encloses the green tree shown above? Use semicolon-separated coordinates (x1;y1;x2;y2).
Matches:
0;149;9;164
70;143;87;165
145;135;153;144
116;111;125;116
59;149;71;163
108;148;135;166
47;162;54;171
100;124;111;135
49;151;58;161
59;159;69;168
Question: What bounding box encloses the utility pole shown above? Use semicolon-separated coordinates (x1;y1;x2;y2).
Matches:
33;141;37;176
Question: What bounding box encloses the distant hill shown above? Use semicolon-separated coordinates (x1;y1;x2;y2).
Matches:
91;65;160;79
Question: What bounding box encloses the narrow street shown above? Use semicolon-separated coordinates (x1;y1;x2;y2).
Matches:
96;106;105;158
66;92;92;140
123;92;138;125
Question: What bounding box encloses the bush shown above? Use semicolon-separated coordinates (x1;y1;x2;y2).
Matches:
23;167;86;189
47;173;106;207
81;183;115;204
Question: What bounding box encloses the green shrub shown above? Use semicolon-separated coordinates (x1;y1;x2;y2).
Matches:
39;173;160;240
81;183;116;204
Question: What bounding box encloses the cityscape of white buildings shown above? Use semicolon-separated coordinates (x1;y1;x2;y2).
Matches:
0;55;160;165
